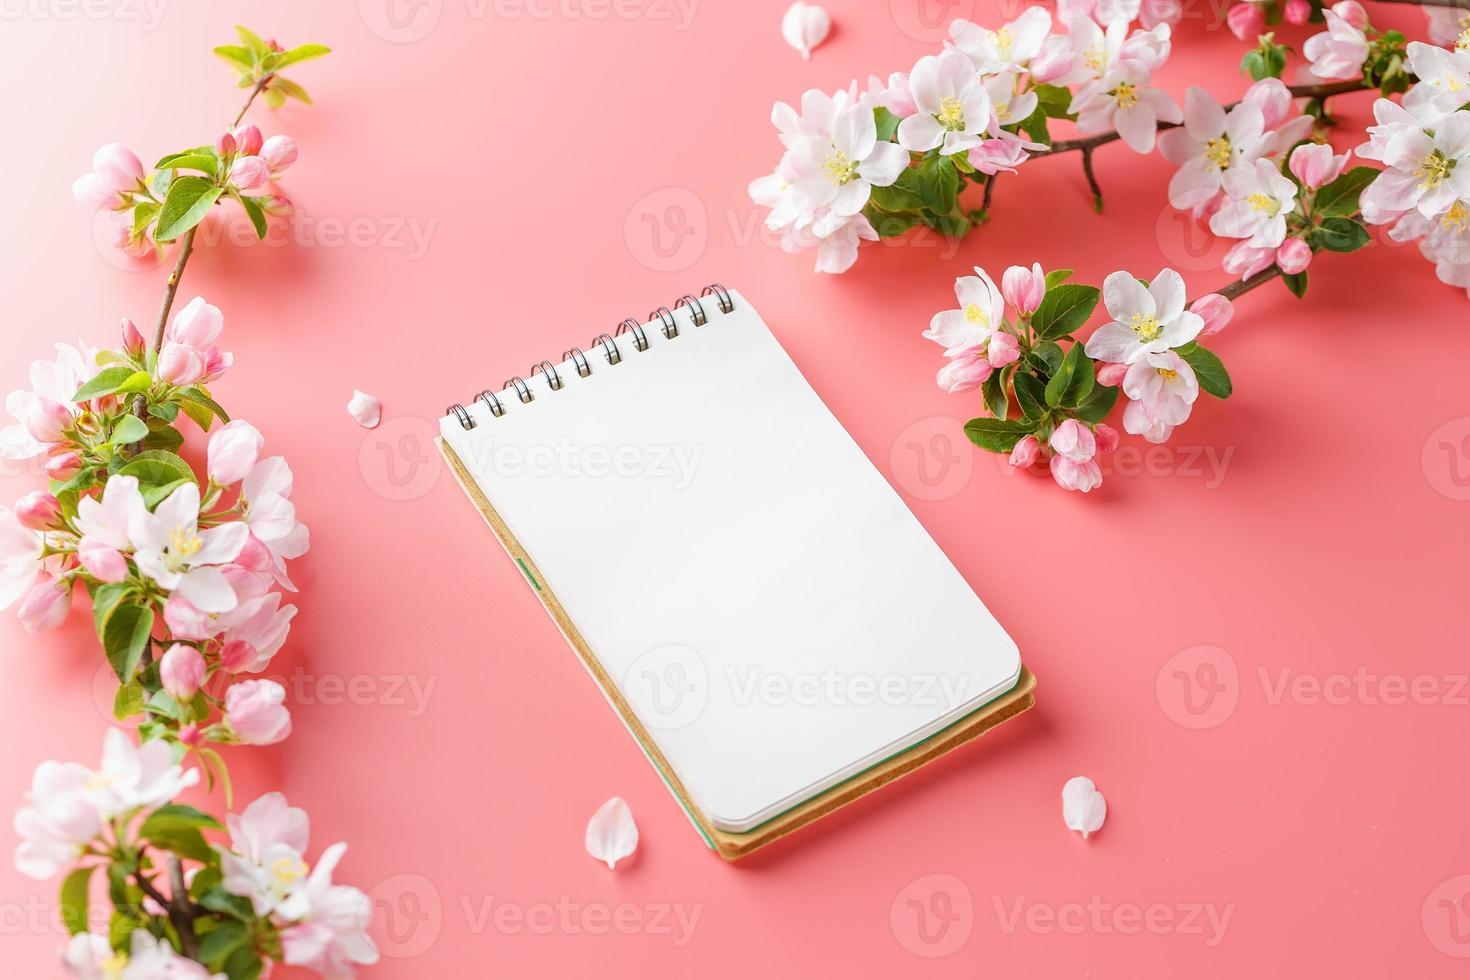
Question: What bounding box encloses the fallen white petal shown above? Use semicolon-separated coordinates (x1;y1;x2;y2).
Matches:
585;797;639;869
781;2;830;60
1061;776;1107;839
346;389;381;429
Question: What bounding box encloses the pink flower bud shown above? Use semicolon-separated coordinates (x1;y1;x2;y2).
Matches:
1028;35;1075;84
259;135;297;177
1284;0;1310;24
1226;2;1265;41
199;347;233;384
234;534;274;574
1189;293;1235;336
1094;423;1121;454
232;124;263;157
24;397;73;444
1275;238;1312;274
1332;0;1368;29
163;594;220;641
1095;362;1128;387
178;723;203;747
987;332;1021;368
1049;418;1097;462
1223;241;1276;279
120;318;146;358
936;356;992;394
207;419;264;486
77;536;128;583
167;297;224;349
18;575;71;632
91;143;144;188
1002;263;1047;317
15;491;62;531
1050;454;1103;493
215;132;237;158
44;452;83;480
225;679;292;745
218;639;259;673
1289;143;1337;189
1008;435;1041;469
229;155;269;192
161;644;206;700
157;342;206;386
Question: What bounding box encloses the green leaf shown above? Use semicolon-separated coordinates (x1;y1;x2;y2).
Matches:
1313;217;1370;252
1026;341;1063;375
1282;270;1309;298
109;415;149;447
140;804;224;835
156;177;223;242
1313;166;1379;218
1014;372;1047;421
140;478;190;509
198;747;234;808
1032;283;1100;341
73;366;151;402
864;208;917;237
1033;83;1073;119
238;195;268;239
213;45;254;70
982;369;1008;420
1180;344;1233;398
139;423;185;452
235;24;269;57
224;945;265;980
178;386;230;424
269;76;313;105
962;418;1034;454
1044;268;1073;289
1045;343;1085;407
199;885;255;921
118;449;195;488
159;154;219;177
1074;382;1120;424
873;106;901;142
60;866;93;935
917;154;958;216
274;43;331;69
149;400;180;423
92;582;131;637
113;682;146;721
1015;105;1050;145
198;919;249;967
101;603;153;683
1060;347;1095;407
144;826;213;862
870;167;926;212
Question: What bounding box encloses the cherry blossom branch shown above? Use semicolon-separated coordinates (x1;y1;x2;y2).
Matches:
167;854;199;958
1214;265;1284;301
1373;0;1470;8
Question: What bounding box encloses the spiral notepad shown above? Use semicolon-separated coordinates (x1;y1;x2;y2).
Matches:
438;284;1033;858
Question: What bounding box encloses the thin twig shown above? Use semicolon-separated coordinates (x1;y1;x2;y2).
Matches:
981;172;998;216
1214;265;1284;301
1080;147;1103;212
1373;0;1470;8
167;855;198;958
231;79;268;129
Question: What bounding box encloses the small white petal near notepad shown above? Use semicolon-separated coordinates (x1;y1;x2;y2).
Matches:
585;797;639;869
346;389;381;428
1061;776;1107;839
781;2;830;60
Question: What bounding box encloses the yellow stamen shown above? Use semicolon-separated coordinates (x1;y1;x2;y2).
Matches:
1157;368;1179;381
1204;136;1232;170
270;855;309;893
936;96;965;131
822;149;857;185
1113;81;1138;110
1414;150;1453;190
964;303;989;326
1129;313;1162;341
1247;192;1279;215
988;27;1014;54
102;952;129;980
1083;45;1107;72
166;525;203;572
1458;23;1470;51
1443;201;1469;234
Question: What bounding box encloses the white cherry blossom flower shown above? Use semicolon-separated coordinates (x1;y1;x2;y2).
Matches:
1210;158;1299;247
787;103;908;217
1159;87;1268;209
129;483;248;613
1084;268;1204;364
948;7;1052;74
898;49;992;155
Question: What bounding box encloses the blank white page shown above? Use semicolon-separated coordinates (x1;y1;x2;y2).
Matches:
441;289;1020;832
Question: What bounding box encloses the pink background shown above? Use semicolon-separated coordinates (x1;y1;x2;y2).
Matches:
2;1;1468;976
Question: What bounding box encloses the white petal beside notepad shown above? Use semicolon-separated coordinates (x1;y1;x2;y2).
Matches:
440;286;1022;836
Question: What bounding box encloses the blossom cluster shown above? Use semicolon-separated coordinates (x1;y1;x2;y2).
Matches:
19;732;375;978
749;3;1183;272
928;261;1233;493
6;27;374;979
